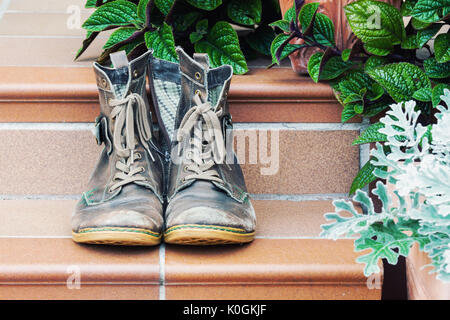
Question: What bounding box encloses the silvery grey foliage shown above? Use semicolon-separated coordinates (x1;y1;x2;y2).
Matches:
321;89;450;282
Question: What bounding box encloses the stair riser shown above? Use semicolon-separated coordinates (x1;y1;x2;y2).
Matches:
0;126;361;196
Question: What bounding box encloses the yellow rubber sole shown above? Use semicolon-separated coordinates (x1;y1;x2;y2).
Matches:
72;227;162;246
164;224;255;245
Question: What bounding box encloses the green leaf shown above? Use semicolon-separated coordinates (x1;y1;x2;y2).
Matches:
366;82;385;101
173;11;202;32
245;25;275;56
400;0;416;16
144;22;178;62
344;0;405;45
196;19;208;33
416;23;441;47
353;102;364;114
412;87;432;101
401;34;419;49
349;160;378;194
320;56;353;80
341;102;358;123
103;26;138;49
270;33;304;64
195;21;248;74
186;0;222;11
353;122;387;145
411;0;450;23
411;17;432;30
341;49;351;61
364;56;387;71
137;0;151;20
367;62;432;102
432;83;450;107
307;51;323;82
85;0;108;8
227;0;261;25
423;57;450;78
269;20;290;32
189;31;204;43
82;0;139;31
344;93;363;104
364;39;394;56
299;2;320;31
312;13;335;47
154;0;173;16
434;33;450;63
284;4;297;22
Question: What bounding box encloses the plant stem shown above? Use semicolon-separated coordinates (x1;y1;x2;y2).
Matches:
165;0;178;24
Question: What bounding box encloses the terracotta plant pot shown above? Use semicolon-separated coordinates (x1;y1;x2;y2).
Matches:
406;244;450;300
279;0;402;75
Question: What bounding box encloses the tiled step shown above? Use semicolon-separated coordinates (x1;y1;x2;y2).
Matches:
0;125;360;196
0;199;382;300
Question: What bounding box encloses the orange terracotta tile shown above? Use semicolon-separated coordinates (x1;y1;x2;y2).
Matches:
0;200;74;236
7;0;90;12
0;129;101;195
0;129;359;195
0;199;338;238
0;12;92;36
0;239;160;283
165;283;381;300
165;239;374;284
237;129;360;194
1;284;159;300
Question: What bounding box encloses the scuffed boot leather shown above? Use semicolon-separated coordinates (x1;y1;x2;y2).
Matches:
72;50;164;246
148;48;256;245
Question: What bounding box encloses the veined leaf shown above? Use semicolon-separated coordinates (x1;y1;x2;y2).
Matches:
103;26;138;49
299;2;320;31
349;159;378;194
344;0;405;44
144;22;177;62
154;0;174;16
82;0;139;31
367;62;432;102
432;83;450;107
434;33;450;63
341;102;359;123
364;39;394;56
411;0;450;23
312;12;335;47
270;33;305;65
269;20;290;32
137;0;151;19
416;23;442;47
365;56;387;71
195;21;248;74
412;87;432;102
227;0;261;25
246;25;275;56
423;57;450;79
186;0;222;11
353;122;387;145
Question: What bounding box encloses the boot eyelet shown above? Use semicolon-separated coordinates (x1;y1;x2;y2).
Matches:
101;78;107;87
133;70;139;78
183;165;189;173
139;167;145;173
108;187;114;193
195;89;201;96
195;72;202;80
134;152;141;159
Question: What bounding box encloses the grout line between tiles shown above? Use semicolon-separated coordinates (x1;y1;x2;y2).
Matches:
250;193;350;201
159;243;166;300
234;122;367;131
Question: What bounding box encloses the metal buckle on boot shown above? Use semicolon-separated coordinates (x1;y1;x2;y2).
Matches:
94;116;113;154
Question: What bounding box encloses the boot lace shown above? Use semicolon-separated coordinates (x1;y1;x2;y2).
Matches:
108;93;154;192
176;93;226;184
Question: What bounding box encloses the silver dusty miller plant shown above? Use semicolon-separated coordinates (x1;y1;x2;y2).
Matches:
321;89;450;282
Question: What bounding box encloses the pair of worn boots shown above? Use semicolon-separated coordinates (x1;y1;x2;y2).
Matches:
71;48;256;246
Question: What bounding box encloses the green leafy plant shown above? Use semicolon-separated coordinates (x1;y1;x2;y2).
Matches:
270;0;450;193
76;0;281;74
321;89;450;282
